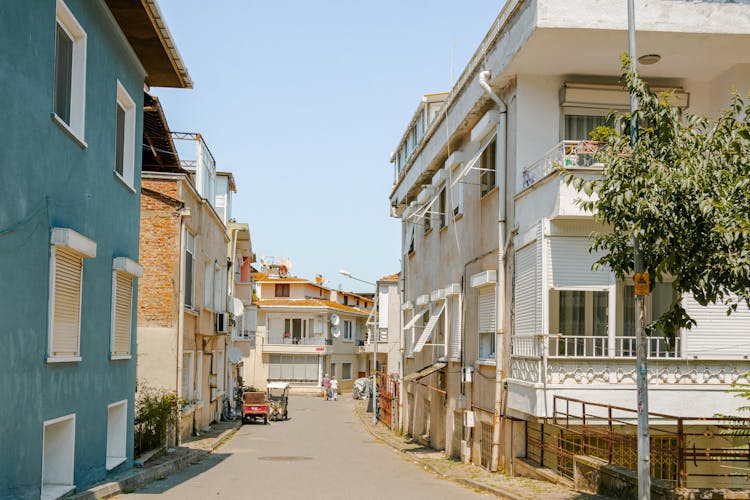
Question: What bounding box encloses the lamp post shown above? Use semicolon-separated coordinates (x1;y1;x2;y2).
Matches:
627;2;650;498
339;270;379;425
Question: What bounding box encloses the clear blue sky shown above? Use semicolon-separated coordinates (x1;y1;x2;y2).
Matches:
155;1;504;289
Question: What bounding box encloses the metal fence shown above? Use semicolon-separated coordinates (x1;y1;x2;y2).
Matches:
526;395;750;488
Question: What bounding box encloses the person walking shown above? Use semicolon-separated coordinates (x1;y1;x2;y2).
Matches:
329;377;339;401
321;373;330;400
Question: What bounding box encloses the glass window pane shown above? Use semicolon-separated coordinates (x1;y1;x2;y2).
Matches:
593;291;609;337
559;291;585;336
114;103;125;176
54;24;73;123
564;115;610;141
623;285;635;337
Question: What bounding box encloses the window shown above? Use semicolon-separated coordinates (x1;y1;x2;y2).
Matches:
438;186;447;228
181;351;194;402
407;225;415;255
275;283;290;297
283;318;308;344
48;228;96;362
42;414;76;498
194;351;203;401
184;231;195;308
343;320;353;341
211;350;224;399
114;82;136;188
620;282;677;357
204;261;213;309
110;266;135;359
478;286;495;359
480;138;497;197
452;178;464;218
330;363;336;378
53;0;86;141
213;263;221;312
564;114;611;141
342;362;352;380
424;207;432;233
106;401;127;470
549;290;609;356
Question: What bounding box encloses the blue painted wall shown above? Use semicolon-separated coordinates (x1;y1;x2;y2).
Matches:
0;0;145;497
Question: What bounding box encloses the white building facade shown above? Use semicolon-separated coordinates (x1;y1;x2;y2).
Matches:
389;0;750;489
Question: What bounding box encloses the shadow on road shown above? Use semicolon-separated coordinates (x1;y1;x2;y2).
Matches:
122;452;232;495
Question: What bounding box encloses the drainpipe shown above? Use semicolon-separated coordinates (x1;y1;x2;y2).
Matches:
480;70;508;473
175;206;190;442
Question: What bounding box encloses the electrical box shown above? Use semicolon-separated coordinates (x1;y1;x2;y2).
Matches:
462;366;474;383
463;410;475;428
457;393;466;410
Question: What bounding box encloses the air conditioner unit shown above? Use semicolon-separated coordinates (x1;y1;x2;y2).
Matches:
215;312;228;333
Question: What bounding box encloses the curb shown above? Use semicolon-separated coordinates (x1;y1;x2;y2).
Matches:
353;405;524;500
69;421;241;499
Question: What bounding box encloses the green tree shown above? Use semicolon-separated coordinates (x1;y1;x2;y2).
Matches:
566;55;750;348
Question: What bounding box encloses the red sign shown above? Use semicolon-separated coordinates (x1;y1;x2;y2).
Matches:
315;347;325;351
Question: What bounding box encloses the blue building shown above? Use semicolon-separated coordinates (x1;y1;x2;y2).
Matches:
0;1;190;497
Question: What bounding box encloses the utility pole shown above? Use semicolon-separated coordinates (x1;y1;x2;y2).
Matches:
628;1;650;498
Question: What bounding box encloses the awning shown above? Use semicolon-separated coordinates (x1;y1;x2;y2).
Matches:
403;362;447;382
402;306;428;330
413;302;446;353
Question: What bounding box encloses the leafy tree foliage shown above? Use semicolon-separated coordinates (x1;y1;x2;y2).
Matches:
566;55;750;347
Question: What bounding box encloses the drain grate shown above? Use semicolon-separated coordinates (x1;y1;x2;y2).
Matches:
257;456;312;462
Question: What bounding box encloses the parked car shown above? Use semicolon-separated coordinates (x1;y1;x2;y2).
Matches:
352;377;372;399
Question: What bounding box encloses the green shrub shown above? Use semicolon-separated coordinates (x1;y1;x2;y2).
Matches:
134;384;184;456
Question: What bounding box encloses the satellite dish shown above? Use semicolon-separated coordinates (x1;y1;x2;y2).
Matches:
232;298;245;317
259;253;267;267
331;325;341;338
227;347;242;364
330;313;340;326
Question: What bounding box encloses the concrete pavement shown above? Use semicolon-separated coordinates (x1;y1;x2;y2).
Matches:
118;395;490;500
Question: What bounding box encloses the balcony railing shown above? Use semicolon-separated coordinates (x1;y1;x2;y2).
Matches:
512;333;680;359
521;140;603;190
266;335;330;346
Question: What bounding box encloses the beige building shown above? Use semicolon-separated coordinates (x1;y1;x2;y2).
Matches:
138;130;236;440
389;0;750;489
241;264;374;394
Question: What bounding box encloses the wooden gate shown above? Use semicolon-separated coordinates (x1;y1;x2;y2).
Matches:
377;373;399;429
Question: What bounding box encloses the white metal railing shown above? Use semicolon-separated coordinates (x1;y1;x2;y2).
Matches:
521;140;603;189
512;333;681;359
266;335;329;346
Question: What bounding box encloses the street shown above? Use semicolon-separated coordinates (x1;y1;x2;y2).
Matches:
120;395;489;499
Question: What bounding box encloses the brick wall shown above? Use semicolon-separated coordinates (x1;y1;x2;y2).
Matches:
138;178;182;327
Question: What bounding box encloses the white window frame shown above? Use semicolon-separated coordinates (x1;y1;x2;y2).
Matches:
53;0;87;145
211;350;225;400
106;400;127;470
42;413;76;498
184;230;195;309
204;259;213;310
213;263;222;313
47;228;96;363
110;257;142;360
181;350;195;403
343;320;353;341
194;351;203;403
114;81;136;189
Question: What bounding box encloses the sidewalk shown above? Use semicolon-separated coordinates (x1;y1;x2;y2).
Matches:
69;420;242;499
353;401;606;500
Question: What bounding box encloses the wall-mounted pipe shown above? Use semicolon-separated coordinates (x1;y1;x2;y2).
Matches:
480;70;509;473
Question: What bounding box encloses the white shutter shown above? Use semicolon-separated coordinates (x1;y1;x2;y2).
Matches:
478;287;496;333
515;243;538;336
548;237;610;288
112;271;133;356
378;291;389;329
51;247;83;357
684;296;750;359
449;295;462;360
414;302;446;353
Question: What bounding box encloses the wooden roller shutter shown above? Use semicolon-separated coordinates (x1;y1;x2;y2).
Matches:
113;271;133;356
51;247;83;357
449;295;462;360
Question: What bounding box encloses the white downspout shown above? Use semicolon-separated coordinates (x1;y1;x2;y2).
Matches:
480;70;508;473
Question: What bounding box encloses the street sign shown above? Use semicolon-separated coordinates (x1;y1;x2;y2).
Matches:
634;273;650;296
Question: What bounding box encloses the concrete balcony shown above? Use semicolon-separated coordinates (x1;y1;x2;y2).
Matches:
262;335;332;355
506;333;749;419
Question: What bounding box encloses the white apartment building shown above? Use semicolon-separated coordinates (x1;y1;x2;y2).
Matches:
389;0;750;490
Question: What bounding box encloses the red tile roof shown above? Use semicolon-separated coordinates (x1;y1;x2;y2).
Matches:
255;298;371;316
378;273;400;282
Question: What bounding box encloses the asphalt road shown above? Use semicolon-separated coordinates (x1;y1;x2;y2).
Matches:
122;395;488;499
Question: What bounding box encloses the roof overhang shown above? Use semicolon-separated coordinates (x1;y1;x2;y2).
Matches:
105;0;192;88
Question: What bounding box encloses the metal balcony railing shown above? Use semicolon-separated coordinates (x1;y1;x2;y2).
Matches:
266;335;328;346
521;140;603;190
511;333;680;359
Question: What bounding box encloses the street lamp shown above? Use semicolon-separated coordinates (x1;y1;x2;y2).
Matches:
339;269;379;425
